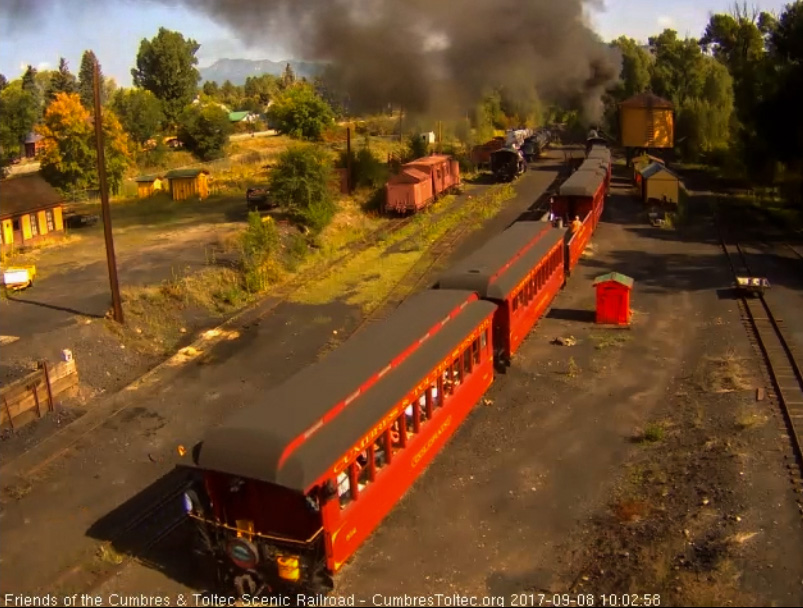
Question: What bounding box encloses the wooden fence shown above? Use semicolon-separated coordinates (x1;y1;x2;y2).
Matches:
1;359;79;431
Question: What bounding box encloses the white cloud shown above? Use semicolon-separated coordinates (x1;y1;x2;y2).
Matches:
657;15;675;28
36;61;51;71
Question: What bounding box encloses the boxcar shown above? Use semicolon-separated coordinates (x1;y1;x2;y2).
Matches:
437;221;565;365
385;155;460;214
385;168;433;213
181;289;496;596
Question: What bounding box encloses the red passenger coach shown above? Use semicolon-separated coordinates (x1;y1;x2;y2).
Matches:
437;221;565;365
181;289;496;595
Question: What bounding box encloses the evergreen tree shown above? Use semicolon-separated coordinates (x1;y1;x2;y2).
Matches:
78;50;102;109
46;57;78;102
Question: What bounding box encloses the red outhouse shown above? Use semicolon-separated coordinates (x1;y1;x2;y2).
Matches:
593;272;634;325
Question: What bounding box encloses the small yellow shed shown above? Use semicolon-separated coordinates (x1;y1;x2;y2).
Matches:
165;169;210;201
134;174;165;198
632;154;665;184
639;162;681;204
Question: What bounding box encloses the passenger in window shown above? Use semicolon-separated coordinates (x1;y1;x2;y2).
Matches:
337;472;350;503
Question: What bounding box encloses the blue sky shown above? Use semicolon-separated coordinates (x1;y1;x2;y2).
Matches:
0;0;793;86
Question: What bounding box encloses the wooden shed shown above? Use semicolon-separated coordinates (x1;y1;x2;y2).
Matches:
632;154;665;184
24;132;45;158
0;174;65;251
593;272;634;326
134;174;166;198
638;162;680;204
165;168;210;201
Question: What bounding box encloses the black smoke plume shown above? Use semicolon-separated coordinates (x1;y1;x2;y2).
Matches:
4;0;622;121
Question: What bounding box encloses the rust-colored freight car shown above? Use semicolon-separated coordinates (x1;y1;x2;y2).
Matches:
385;155;460;214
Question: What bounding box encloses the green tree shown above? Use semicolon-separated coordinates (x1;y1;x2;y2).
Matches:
649;29;708;106
269;143;335;231
177;102;232;161
406;133;429;160
676;59;735;159
0;81;38;157
0;73;8;92
111;88;165;146
21;65;43;120
78;50;102;109
282;63;296;89
202;80;220;98
244;74;279;109
103;77;118;107
267;82;335;140
219;79;241;108
610;37;652;98
46;57;78;102
131;28;201;125
757;1;803;170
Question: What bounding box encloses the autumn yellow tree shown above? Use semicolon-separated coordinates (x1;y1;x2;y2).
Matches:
37;92;132;195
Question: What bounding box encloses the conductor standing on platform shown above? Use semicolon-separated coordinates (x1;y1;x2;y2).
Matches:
571;215;582;234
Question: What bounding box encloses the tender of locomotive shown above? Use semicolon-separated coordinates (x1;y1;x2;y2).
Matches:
490;147;527;182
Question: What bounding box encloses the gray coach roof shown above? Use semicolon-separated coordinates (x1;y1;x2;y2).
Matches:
438;221;564;300
195;289;489;491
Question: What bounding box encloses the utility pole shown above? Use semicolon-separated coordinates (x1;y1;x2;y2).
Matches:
398;106;404;143
92;58;124;324
346;126;353;194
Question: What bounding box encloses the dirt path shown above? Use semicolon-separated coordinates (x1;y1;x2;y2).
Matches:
90;171;803;606
0;163;558;597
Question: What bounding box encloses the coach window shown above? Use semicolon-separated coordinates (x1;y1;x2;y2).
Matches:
436;376;445;407
410;397;422;432
338;471;352;508
472;338;480;366
463;346;473;377
373;438;387;471
454;355;464;385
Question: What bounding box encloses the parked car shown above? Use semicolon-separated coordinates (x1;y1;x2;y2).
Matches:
246;187;276;211
64;212;100;229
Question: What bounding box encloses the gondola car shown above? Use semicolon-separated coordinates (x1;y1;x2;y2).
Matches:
490;147;526;182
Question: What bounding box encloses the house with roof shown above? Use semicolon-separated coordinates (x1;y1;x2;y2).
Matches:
134;174;166;198
638;162;681;204
229;111;259;124
0;174;65;251
164;168;211;201
24;132;44;158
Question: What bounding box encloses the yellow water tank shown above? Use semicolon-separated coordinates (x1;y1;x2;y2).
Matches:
619;92;674;149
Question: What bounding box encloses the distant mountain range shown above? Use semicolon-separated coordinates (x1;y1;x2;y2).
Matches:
199;59;324;85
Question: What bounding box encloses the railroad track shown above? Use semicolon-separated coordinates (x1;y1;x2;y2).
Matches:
77;177;561;593
717;226;803;513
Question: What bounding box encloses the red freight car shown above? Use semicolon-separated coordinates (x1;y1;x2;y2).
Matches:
385;155;460;214
437;221;565;366
181;289;496;595
470;137;505;168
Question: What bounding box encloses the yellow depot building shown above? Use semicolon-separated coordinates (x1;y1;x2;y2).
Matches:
165;169;211;201
0;174;65;252
619;92;674;166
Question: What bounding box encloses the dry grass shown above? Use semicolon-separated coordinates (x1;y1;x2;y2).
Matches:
735;405;769;430
289;184;516;311
590;332;632;349
1;233;84;268
95;542;124;565
613;499;651;522
698;349;753;393
108;266;249;355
